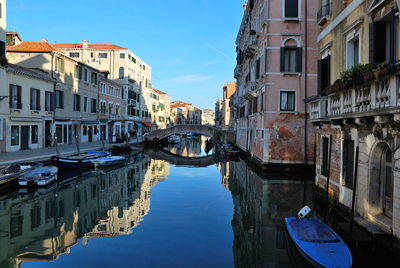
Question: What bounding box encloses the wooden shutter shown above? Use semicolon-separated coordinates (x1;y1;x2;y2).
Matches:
37;89;41;110
390;10;396;63
9;85;12;108
17;86;22;109
280;47;285;72
296;47;303;73
0;41;5;57
317;60;322;95
369;22;376;64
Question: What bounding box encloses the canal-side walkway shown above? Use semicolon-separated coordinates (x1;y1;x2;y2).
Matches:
0;138;144;167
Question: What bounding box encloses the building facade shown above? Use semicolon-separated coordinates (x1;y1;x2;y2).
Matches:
202;109;215;126
150;88;171;129
52;41;153;134
309;0;400;239
170;101;201;125
219;82;236;130
233;0;318;164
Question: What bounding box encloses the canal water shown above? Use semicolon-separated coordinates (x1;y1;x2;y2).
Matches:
0;135;397;267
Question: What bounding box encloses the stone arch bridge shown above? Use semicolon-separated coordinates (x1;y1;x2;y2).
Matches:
144;124;235;143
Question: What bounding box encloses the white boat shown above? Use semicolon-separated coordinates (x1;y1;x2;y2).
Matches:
19;166;58;187
91;156;126;167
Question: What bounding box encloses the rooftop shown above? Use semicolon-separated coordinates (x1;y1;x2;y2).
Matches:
53;43;126;50
7;41;64;53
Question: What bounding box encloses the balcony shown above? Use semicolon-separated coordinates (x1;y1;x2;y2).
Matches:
317;3;330;25
234;65;243;79
128;99;137;107
310;75;399;123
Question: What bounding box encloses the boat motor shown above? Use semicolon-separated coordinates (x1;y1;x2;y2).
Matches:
297;205;311;219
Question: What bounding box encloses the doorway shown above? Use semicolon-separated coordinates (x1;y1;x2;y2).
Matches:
21;126;30;150
369;143;394;219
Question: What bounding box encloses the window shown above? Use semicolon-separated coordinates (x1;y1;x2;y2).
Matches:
55;125;63;143
255;58;261;80
343;140;355;189
55;90;64;109
84;96;88;112
9;84;22;109
83;126;87;136
69;52;80;58
30;88;41;111
109;103;113;115
84;68;89;82
109;86;114;96
120;53;125;59
318;55;331;94
281;47;302;73
116;88;121;98
284;0;299;19
73;94;81;111
55;57;65;73
10;216;23;238
280;91;295;111
98;53;108;59
11;126;19;146
321;137;330;177
0;41;5;58
131;56;137;63
369;10;396;64
91;98;97;113
31;125;38;144
74;65;83;79
90;52;96;58
116;105;120;115
91;72;98;85
45;91;54;111
347;34;360;69
0;118;3;140
264;48;268;73
119;67;125;79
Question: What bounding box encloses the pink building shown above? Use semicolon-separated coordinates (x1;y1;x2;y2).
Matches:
233;0;319;165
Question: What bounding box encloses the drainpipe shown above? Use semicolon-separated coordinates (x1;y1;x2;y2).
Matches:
304;0;309;165
50;52;60;156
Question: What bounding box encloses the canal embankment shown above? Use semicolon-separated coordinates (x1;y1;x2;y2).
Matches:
0;139;144;168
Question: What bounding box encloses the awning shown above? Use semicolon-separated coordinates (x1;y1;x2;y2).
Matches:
142;122;153;127
81;121;99;125
135;122;144;128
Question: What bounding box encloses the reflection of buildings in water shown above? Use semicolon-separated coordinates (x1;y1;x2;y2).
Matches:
167;136;203;157
226;160;313;268
0;156;171;267
217;161;233;190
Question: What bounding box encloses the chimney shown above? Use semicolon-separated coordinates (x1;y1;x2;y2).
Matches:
83;40;89;49
40;38;48;43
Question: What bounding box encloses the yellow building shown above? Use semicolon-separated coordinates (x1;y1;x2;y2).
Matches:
309;0;400;239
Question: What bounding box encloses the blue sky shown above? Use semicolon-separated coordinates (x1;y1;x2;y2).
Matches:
7;0;244;110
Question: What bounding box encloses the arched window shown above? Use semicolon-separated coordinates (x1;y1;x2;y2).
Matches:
119;67;125;79
280;38;302;73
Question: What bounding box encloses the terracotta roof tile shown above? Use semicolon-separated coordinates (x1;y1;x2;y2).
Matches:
53;43;126;50
7;41;64;53
153;88;167;95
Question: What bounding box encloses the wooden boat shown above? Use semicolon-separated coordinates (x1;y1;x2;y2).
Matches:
285;217;352;268
0;162;43;189
51;154;100;169
18;166;58;187
85;150;112;157
91;156;126;167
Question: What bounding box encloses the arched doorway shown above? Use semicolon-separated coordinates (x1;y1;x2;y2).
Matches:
369;143;393;219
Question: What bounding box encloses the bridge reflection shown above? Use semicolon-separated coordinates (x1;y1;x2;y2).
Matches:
144;147;224;168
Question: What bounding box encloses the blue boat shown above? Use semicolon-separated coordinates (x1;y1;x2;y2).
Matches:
285;217;352;268
51;154;99;169
85;150;112;156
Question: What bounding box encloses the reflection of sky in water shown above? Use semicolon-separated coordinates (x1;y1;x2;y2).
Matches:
17;154;233;268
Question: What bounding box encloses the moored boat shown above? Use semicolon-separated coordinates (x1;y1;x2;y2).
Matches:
51;154;100;169
285;209;352;268
19;166;58;187
0;162;43;189
91;156;126;167
85;150;112;157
